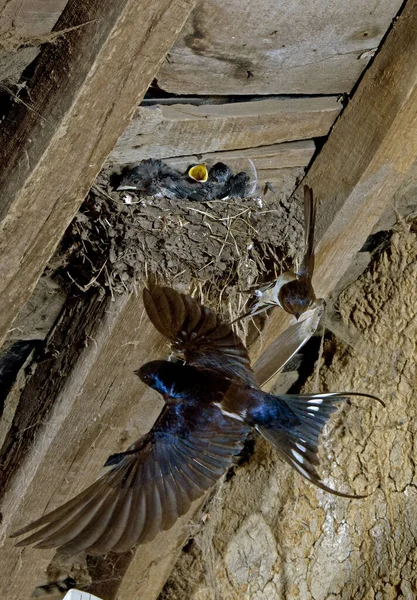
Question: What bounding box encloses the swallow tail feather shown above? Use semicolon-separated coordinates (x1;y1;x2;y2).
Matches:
252;391;382;498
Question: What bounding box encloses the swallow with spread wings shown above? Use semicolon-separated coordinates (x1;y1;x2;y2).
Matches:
11;285;382;555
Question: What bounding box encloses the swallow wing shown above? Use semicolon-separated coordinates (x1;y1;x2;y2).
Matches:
253;302;325;386
143;285;257;385
299;184;317;281
11;402;248;555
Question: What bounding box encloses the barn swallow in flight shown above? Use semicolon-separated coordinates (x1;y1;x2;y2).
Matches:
11;286;382;555
236;185;322;321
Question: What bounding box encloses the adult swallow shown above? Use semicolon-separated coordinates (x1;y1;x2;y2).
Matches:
11;286;382;555
237;185;322;321
254;301;326;387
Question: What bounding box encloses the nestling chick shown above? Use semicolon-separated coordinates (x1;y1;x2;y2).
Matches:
116;159;251;201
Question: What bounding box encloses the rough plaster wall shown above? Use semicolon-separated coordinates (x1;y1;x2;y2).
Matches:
160;222;417;600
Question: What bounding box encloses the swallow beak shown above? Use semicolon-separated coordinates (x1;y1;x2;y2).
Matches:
294;312;301;321
117;185;138;191
188;164;208;182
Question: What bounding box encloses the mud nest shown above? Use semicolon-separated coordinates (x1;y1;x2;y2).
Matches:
50;168;305;318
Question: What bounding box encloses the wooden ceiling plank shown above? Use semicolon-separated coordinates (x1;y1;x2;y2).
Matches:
252;0;417;387
109;97;340;164
155;0;403;95
123;140;315;176
0;0;196;350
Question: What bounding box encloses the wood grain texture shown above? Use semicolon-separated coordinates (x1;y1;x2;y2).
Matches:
0;293;168;599
156;0;403;95
0;0;196;351
163;142;313;192
109;97;340;164
111;499;203;600
0;0;66;35
253;0;417;388
0;293;107;500
163;141;315;172
0;0;68;81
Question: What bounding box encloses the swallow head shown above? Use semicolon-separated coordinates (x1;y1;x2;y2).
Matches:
117;166;147;191
188;163;208;182
135;360;170;390
135;359;193;399
278;280;316;319
117;160;169;191
225;172;250;199
208;162;232;184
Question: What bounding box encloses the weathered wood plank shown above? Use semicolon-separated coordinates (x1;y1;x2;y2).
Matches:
155;0;403;95
0;0;69;81
164;143;313;195
97;498;204;600
115;499;203;600
109;97;340;164
0;294;108;499
253;0;417;387
0;293;167;599
161;140;315;172
0;0;196;351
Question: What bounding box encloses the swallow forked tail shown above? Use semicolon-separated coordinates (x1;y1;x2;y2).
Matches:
252;391;384;498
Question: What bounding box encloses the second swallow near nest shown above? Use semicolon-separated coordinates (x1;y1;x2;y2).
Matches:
236;185;322;322
11;286;382;555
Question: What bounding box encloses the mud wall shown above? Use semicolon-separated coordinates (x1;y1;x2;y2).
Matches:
160;221;417;600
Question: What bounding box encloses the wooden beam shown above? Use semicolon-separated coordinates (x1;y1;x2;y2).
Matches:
95;498;204;600
109;97;340;164
163;140;315;172
0;0;196;350
0;0;68;81
155;0;403;95
253;0;417;387
0;293;167;599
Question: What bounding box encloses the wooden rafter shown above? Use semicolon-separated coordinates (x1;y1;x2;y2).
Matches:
253;0;417;386
0;0;196;349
